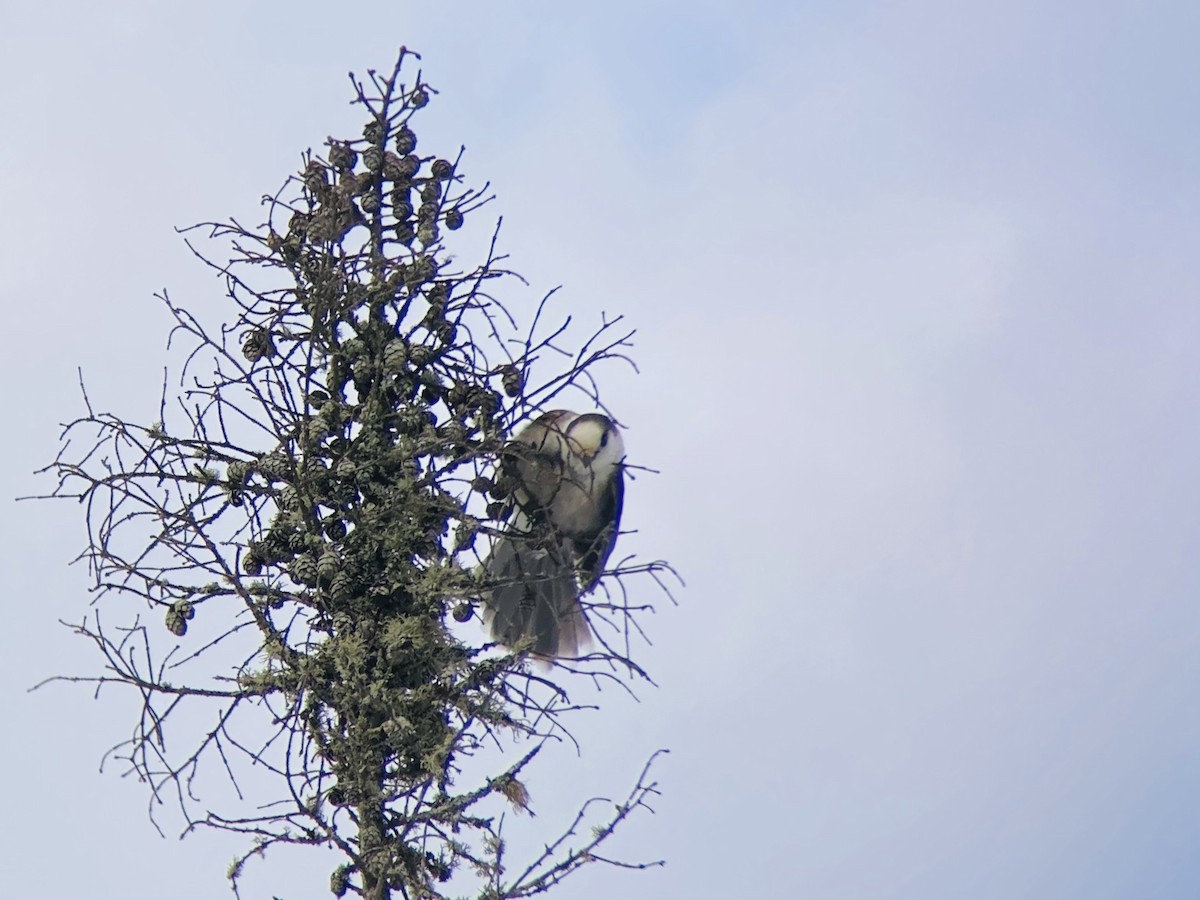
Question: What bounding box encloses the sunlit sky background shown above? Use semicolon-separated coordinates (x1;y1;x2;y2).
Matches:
3;2;1199;898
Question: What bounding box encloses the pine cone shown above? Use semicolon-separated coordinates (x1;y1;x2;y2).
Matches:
302;160;329;194
454;517;478;551
396;155;421;180
317;550;341;582
363;119;385;144
382;339;409;373
328;142;357;172
394;125;417;155
165;607;187;637
289;554;318;587
257;452;291;482
329;569;354;602
242;328;276;362
227;460;251;487
330;865;350;898
499;365;523;398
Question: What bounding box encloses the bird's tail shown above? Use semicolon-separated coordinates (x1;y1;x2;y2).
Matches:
482;534;592;660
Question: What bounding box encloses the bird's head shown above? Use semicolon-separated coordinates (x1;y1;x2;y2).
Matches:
564;413;624;469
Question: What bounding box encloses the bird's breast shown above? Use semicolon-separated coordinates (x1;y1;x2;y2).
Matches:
546;463;610;536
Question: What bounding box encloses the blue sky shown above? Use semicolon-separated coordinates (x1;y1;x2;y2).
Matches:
2;2;1198;898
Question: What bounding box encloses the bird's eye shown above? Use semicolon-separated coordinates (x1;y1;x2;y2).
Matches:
600;432;608;447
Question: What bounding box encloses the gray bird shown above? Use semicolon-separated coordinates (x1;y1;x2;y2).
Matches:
482;410;625;660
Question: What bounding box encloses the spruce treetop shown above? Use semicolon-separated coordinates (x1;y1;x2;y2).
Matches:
33;49;676;900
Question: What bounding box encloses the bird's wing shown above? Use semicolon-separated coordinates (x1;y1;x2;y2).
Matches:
508;410;575;513
575;462;624;591
483;531;591;658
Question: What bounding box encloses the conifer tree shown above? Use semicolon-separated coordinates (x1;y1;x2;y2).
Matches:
35;49;674;900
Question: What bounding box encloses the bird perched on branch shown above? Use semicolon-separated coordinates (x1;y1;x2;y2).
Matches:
483;410;625;661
